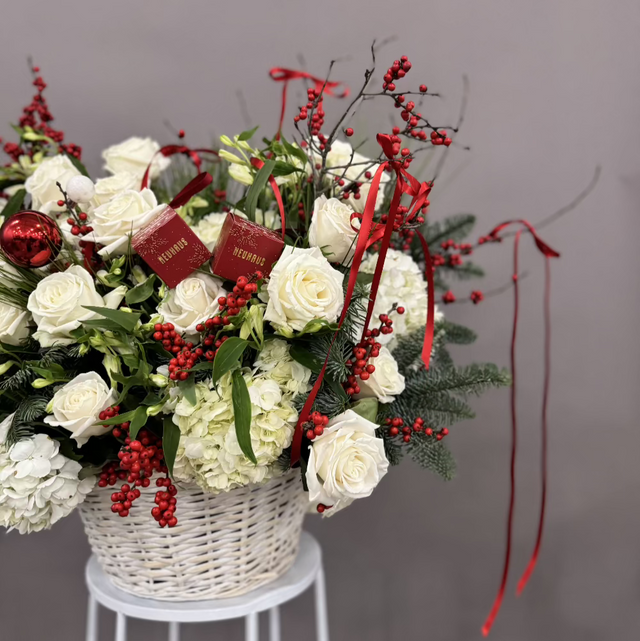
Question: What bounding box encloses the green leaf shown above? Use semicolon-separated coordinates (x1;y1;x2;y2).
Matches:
289;344;323;374
178;377;197;406
212;337;248;384
82;306;141;332
238;125;259;141
82;318;130;332
232;369;256;464
162;416;181;477
280;135;309;166
245;159;275;220
64;154;90;178
0;188;26;218
125;275;156;305
128;406;149;439
271;161;301;177
95;408;139;426
350;398;379;423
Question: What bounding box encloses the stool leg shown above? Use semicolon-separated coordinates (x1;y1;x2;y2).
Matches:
168;621;180;641
314;567;329;641
86;594;98;641
269;606;281;641
115;612;127;641
245;612;259;641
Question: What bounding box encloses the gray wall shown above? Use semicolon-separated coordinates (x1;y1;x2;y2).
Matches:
1;1;639;639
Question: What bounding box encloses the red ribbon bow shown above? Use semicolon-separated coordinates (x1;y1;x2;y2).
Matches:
290;134;436;464
269;67;349;138
140;145;219;190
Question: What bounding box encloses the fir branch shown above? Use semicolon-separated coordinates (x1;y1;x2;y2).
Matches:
424;213;476;248
407;433;456;480
438;261;485;280
408;363;510;398
384;393;475;427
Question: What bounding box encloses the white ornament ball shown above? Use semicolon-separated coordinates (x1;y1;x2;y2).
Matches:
66;175;96;204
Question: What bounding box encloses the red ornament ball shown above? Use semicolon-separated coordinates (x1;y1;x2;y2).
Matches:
0;210;62;267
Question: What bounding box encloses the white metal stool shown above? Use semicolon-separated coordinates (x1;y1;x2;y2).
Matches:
85;531;329;641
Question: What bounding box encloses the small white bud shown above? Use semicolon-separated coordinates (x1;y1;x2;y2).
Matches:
66;175;96;203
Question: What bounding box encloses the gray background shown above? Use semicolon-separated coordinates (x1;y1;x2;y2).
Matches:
1;0;639;639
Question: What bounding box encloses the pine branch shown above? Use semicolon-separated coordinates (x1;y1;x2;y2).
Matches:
424;213;476;248
407;433;456;480
384;393;475;426
408;363;510;398
438;261;485;280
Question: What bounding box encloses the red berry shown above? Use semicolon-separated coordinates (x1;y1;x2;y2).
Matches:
419;84;427;93
345;127;354;137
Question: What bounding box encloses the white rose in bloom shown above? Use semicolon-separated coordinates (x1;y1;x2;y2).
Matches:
157;273;227;335
27;264;126;347
24;155;82;214
0;302;31;346
354;346;405;403
66;175;95;204
305;409;389;514
91;188;165;256
102;137;170;180
44;372;117;447
90;172;139;208
228;163;254;186
264;246;344;334
309;195;358;263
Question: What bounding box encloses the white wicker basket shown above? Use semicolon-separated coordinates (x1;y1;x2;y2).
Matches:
79;472;307;601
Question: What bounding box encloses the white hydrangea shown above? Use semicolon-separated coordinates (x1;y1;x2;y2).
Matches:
0;414;95;534
359;248;443;346
254;339;312;398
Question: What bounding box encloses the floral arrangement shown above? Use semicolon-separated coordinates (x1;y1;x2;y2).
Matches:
0;49;578;631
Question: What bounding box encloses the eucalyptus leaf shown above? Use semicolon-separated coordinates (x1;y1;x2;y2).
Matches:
232;369;256;464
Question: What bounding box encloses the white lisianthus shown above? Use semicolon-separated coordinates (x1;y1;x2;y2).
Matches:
0;302;31;346
44;372;117;447
354;346;405;403
305;409;389;514
254;339;312;398
228;163;254;186
27;264;126;347
254;209;281;231
90;172;139;208
0;421;95;534
359;248;443;345
264;246;344;334
309;195;358;263
66;175;95;204
90;188;165;256
24;155;81;214
157;273;227;335
102;137;170;180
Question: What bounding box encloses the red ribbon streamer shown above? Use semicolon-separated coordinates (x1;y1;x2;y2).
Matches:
249;157;287;243
140;145;219;190
482;221;558;636
269;67;349;137
168;172;213;210
290;134;435;464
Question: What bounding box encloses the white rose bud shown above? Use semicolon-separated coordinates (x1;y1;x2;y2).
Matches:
65;175;95;204
305;409;389;514
44;372;117;447
309;195;358;263
264;246;344;334
102;137;170;180
353;346;405;403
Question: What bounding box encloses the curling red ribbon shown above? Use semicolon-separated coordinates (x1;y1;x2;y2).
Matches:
249;158;287;243
290;134;435;464
140;145;219;190
269;67;349;138
482;221;558;636
168;172;213;210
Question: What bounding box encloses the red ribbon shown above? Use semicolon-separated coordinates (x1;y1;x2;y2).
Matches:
482;220;558;636
168;172;213;210
140;145;219;190
269;67;349;137
290;134;436;464
249;158;287;243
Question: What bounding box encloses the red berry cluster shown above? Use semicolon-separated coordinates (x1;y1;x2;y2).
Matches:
212;189;227;205
305;411;330;441
151;478;179;528
65;210;94;237
385;416;449;443
294;87;326;137
430;129;452;147
470;290;484;304
382;55;413;92
442;290;456;304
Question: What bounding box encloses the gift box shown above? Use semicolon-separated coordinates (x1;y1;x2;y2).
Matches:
132;206;211;288
210;214;284;282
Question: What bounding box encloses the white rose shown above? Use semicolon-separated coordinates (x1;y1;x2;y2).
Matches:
354;346;405;403
24;155;81;214
264;246;344;334
102;137;170;180
309;195;358;263
44;372;117;447
157;273;227;335
90;188;165;256
90;172;139;208
0;302;31;346
228;163;254;186
305;409;389;514
27;264;126;347
65;175;95;204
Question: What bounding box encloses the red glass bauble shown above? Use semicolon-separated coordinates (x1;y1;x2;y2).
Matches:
0;210;63;268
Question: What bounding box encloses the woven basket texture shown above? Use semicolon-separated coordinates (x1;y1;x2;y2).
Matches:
79;472;307;601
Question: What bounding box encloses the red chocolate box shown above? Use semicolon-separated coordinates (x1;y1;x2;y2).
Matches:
132;206;211;288
210;214;284;282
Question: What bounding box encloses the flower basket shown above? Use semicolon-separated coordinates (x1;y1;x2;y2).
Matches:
79;472;307;601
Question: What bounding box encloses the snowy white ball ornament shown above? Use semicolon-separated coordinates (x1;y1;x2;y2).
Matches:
65;175;95;204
